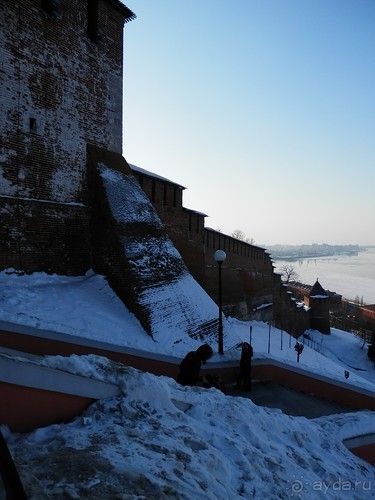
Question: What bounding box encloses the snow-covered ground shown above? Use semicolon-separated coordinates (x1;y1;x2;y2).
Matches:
1;269;375;499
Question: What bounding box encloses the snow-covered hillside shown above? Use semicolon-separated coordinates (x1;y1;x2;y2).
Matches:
1;269;375;498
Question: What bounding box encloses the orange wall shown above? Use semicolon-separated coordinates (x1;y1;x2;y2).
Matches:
1;381;93;433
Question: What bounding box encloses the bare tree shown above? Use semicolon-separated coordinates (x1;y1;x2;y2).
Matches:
280;264;299;284
231;229;255;244
354;295;364;306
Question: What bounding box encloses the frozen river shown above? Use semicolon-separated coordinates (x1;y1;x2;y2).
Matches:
273;247;375;305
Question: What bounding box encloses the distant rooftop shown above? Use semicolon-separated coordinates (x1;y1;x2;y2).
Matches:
114;1;136;22
310;279;329;298
288;281;341;298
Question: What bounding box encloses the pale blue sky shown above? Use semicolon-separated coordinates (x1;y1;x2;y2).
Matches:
122;0;374;246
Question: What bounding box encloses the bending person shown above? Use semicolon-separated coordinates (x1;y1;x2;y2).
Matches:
177;344;213;387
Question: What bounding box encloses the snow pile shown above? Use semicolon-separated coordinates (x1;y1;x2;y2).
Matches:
1;269;375;498
4;356;375;499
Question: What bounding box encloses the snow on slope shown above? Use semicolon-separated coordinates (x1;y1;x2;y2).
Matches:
4;356;375;499
1;269;375;498
98;164;234;345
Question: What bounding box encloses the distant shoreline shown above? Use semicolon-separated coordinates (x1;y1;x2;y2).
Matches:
273;247;375;305
268;244;367;262
271;251;360;262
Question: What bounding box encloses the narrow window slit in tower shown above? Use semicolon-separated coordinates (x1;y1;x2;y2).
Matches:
29;117;37;132
87;0;99;41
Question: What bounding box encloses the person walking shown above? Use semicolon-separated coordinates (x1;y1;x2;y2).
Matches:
237;342;253;391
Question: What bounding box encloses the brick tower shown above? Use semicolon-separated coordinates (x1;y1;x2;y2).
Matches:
0;0;135;273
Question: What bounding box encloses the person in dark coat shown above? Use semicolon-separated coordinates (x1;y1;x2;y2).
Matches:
237;342;253;391
177;344;213;387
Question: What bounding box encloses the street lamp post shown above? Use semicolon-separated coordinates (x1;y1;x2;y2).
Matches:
214;249;226;355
